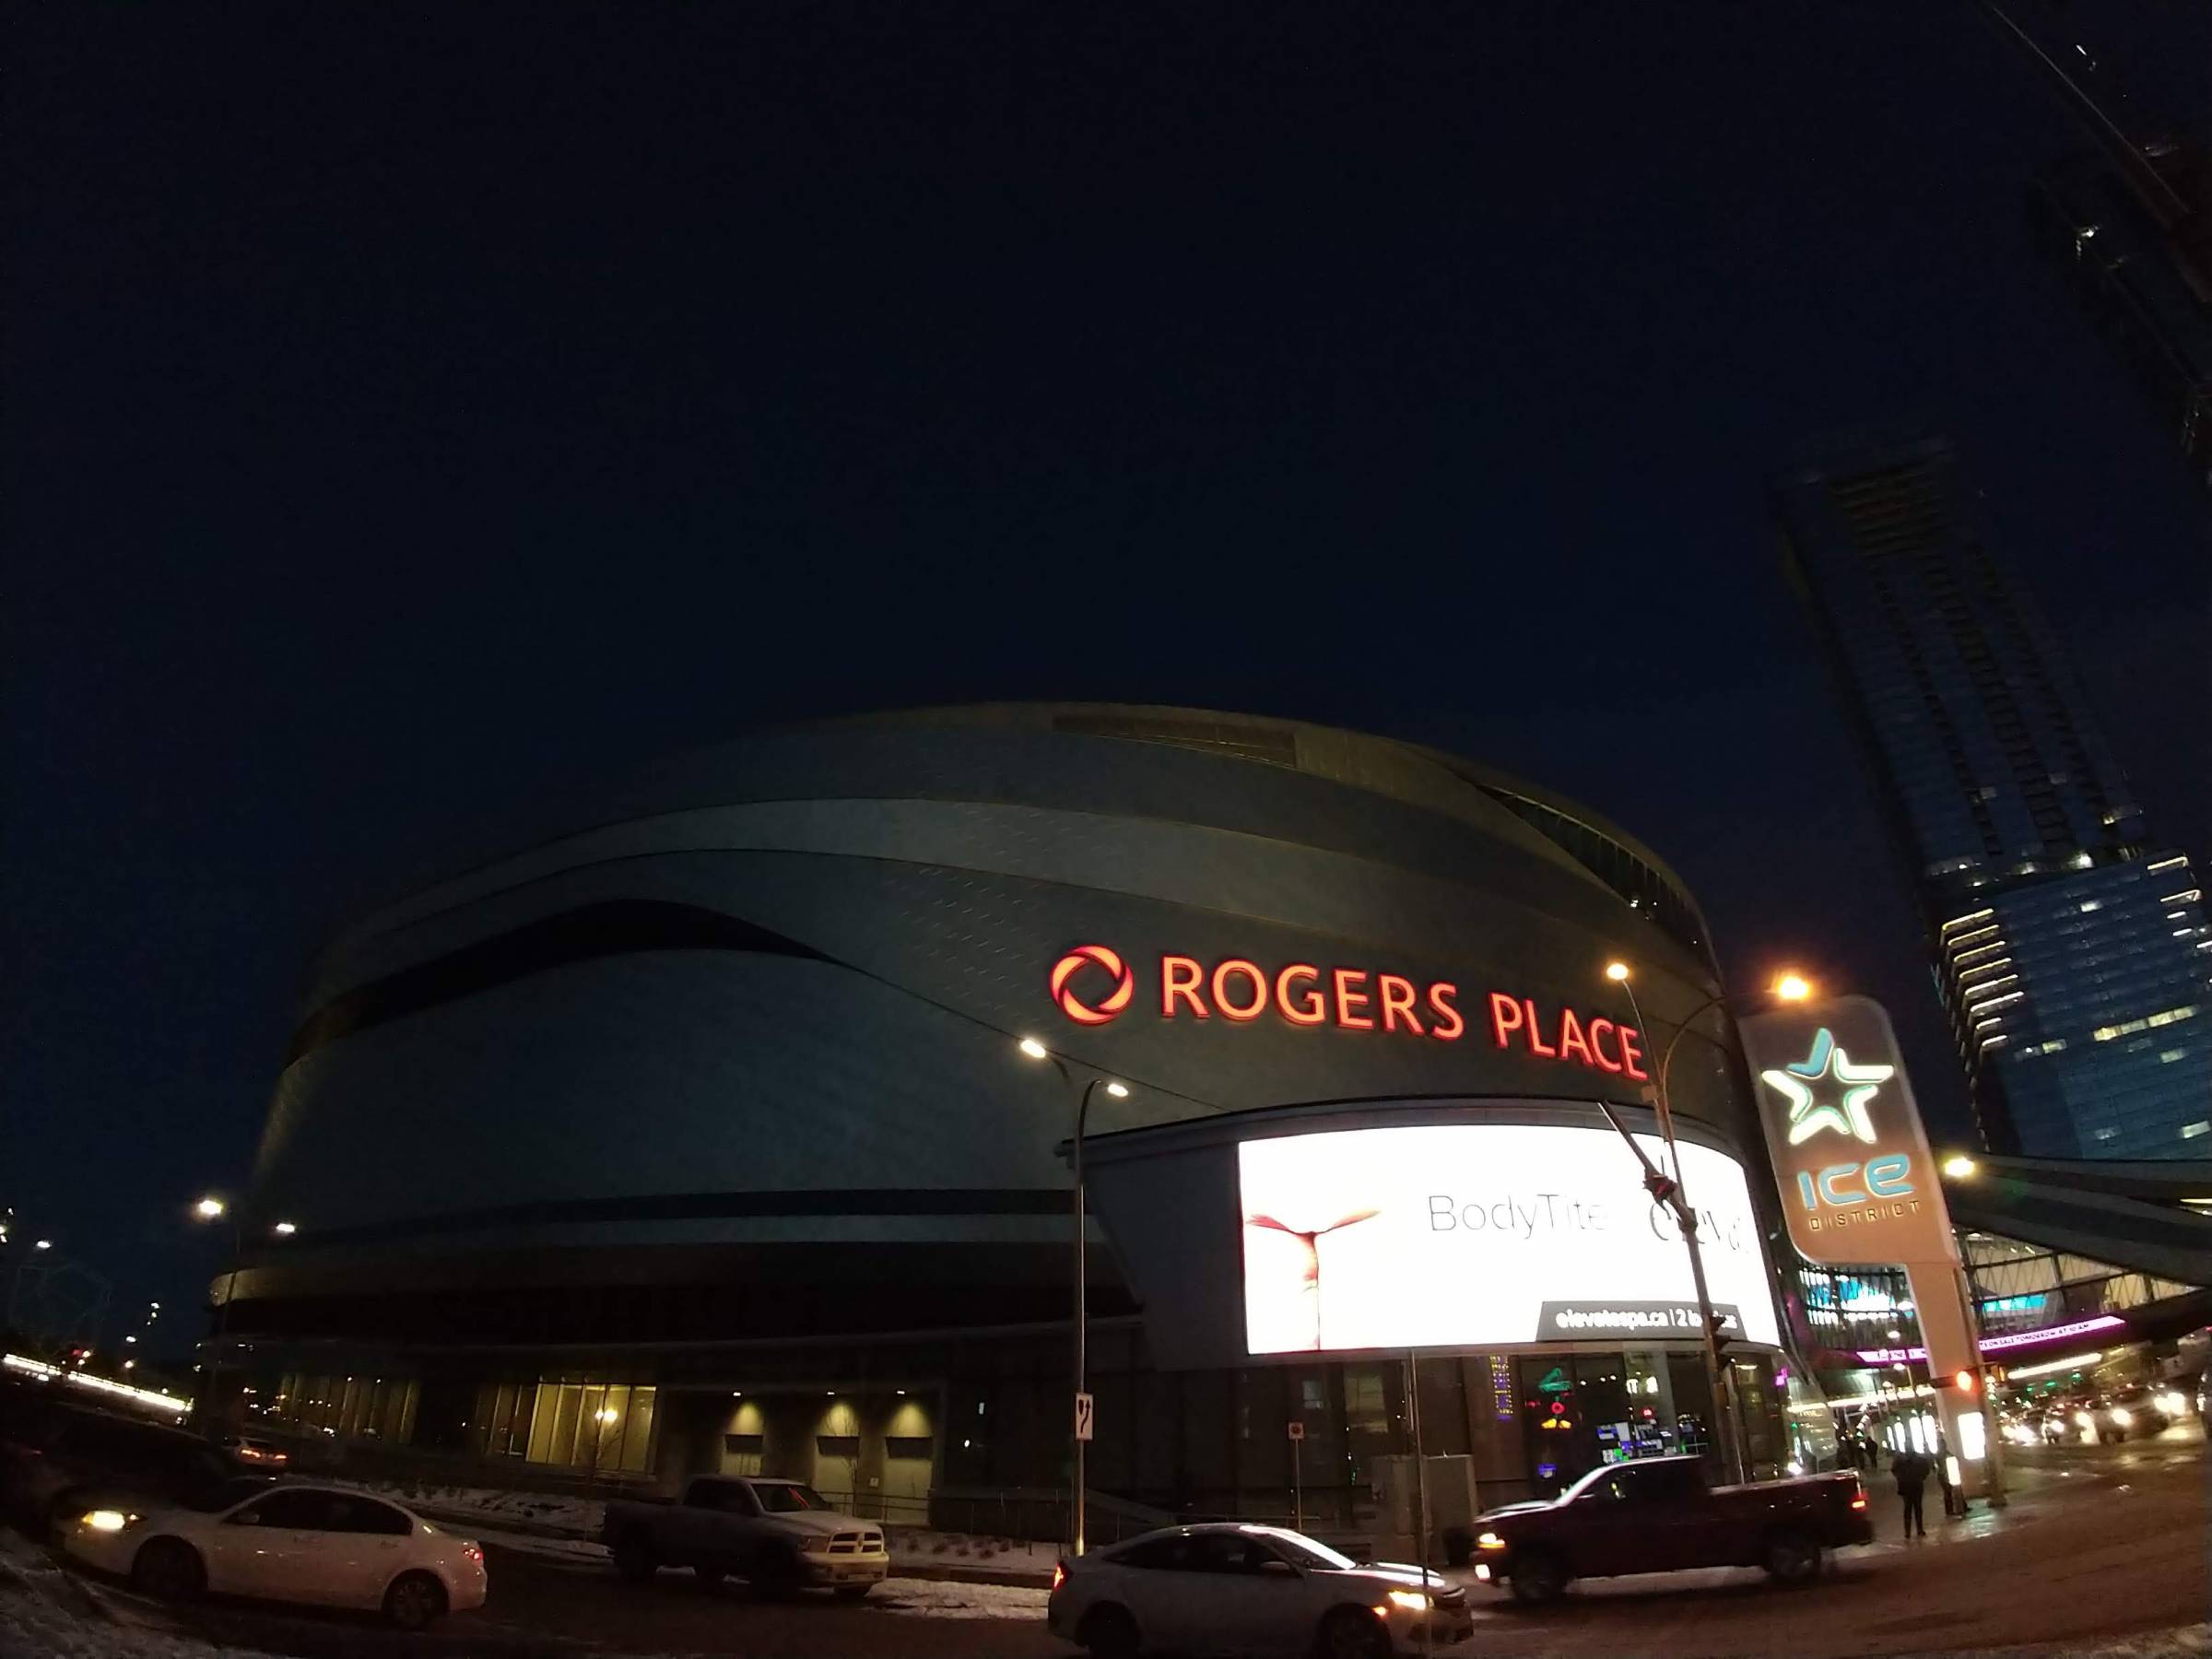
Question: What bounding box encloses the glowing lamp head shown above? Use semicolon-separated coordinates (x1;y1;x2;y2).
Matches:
1104;1081;1129;1099
272;1221;297;1236
1953;1369;1978;1395
1773;972;1813;1002
194;1196;226;1220
1018;1037;1050;1061
1942;1155;1978;1179
1604;961;1631;982
33;1240;52;1251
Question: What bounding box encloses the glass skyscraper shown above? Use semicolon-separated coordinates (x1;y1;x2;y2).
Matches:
1773;433;2211;1158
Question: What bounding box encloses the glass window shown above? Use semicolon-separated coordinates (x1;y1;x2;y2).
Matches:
752;1482;828;1514
1114;1535;1197;1571
234;1489;339;1530
325;1496;413;1535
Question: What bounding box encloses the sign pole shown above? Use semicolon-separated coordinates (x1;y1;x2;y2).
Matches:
1406;1352;1432;1658
1288;1419;1304;1532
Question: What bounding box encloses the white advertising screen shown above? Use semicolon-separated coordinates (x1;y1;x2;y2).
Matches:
1239;1123;1781;1354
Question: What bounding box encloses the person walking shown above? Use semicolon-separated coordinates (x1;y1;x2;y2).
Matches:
1892;1446;1931;1538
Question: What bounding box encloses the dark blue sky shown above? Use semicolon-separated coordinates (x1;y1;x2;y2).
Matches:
7;4;2207;1354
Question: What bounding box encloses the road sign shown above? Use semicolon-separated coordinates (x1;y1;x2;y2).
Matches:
1287;1420;1305;1441
1075;1391;1094;1442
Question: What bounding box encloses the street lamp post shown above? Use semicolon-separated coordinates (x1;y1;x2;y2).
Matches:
1597;964;1810;1483
1019;1038;1127;1559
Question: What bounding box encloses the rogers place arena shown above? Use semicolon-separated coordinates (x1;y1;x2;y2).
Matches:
228;703;1799;1531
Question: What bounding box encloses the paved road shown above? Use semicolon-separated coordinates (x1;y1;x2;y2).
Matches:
37;1425;2208;1658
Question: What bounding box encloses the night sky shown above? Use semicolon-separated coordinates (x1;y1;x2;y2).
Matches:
8;5;2207;1356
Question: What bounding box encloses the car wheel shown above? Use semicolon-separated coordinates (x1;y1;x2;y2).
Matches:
1077;1601;1140;1659
130;1538;206;1602
1763;1529;1822;1584
750;1548;803;1600
613;1535;657;1583
384;1571;448;1630
1507;1547;1569;1605
1316;1605;1393;1659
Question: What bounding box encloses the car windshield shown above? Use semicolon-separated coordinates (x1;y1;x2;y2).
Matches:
1261;1530;1357;1571
1558;1465;1618;1503
751;1482;829;1513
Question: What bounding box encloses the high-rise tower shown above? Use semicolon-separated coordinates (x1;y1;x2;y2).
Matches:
1773;433;2211;1158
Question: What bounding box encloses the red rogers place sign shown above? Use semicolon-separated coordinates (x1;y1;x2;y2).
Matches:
1047;947;1648;1078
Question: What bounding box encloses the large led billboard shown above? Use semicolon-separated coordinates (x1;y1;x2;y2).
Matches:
1239;1123;1781;1355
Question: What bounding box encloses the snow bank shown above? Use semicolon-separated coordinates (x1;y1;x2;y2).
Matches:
871;1577;1051;1620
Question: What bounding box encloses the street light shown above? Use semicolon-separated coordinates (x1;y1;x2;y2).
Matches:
194;1196;226;1220
272;1221;298;1237
1942;1155;1978;1179
1594;960;1807;1482
33;1240;51;1252
1018;1037;1129;1558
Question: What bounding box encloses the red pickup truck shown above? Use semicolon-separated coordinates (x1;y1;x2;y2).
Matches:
1470;1455;1871;1603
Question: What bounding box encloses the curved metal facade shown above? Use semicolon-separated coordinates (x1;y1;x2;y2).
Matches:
241;703;1751;1335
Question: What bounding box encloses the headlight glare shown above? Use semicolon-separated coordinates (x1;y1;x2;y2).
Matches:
1386;1588;1430;1610
1477;1530;1507;1550
81;1510;136;1534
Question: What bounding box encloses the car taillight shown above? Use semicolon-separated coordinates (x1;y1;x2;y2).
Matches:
1051;1560;1066;1593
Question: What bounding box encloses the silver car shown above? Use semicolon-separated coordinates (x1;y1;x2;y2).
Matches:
1045;1523;1471;1658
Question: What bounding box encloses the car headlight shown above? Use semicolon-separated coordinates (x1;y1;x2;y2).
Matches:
2074;1410;2095;1429
2110;1407;2132;1427
80;1510;140;1534
2158;1393;2185;1416
1386;1589;1431;1611
1476;1531;1507;1550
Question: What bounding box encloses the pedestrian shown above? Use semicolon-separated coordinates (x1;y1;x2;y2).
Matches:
1935;1438;1959;1517
1892;1447;1930;1538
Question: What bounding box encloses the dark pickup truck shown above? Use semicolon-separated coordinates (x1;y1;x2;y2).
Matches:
1470;1455;1872;1603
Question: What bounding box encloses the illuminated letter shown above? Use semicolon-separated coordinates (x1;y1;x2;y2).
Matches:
1211;959;1267;1022
1818;1163;1865;1206
1332;969;1373;1030
1377;974;1425;1035
1428;1195;1456;1231
1161;955;1208;1018
1796;1171;1818;1210
1557;1008;1594;1067
1488;993;1523;1048
1277;963;1324;1026
1618;1026;1649;1081
1428;983;1465;1041
1865;1155;1914;1198
1588;1018;1623;1073
1524;1000;1558;1058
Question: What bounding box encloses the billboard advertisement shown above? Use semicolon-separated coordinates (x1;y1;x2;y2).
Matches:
1738;994;1959;1272
1238;1123;1781;1355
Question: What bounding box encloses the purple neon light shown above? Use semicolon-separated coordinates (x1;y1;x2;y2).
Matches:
1851;1313;2125;1366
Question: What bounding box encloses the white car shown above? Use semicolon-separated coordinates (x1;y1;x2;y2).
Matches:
1046;1523;1471;1658
62;1478;487;1630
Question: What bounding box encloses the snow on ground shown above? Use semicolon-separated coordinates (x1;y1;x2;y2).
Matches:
355;1480;603;1535
869;1577;1051;1620
0;1528;275;1659
461;1522;612;1564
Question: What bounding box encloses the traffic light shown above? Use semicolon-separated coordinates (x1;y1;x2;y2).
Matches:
1950;1368;1978;1396
1707;1311;1740;1357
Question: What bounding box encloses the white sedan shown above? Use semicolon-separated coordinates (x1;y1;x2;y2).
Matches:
1046;1523;1471;1658
62;1478;487;1630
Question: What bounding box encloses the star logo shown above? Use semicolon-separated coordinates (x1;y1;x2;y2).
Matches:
1760;1027;1892;1146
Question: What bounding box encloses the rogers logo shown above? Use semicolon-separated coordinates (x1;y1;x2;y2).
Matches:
1051;945;1135;1026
